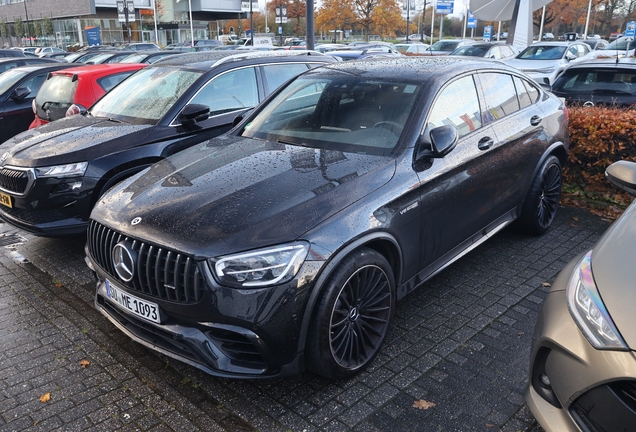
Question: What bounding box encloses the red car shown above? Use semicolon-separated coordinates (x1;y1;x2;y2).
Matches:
30;63;146;128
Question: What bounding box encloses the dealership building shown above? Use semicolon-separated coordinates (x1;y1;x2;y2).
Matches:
0;0;247;48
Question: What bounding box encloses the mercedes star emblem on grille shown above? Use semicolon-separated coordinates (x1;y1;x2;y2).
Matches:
112;242;136;282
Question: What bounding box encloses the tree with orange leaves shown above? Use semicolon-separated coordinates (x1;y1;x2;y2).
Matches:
372;0;405;40
316;0;357;42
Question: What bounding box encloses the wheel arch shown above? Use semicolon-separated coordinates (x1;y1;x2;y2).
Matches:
297;231;403;368
519;142;567;210
91;158;162;206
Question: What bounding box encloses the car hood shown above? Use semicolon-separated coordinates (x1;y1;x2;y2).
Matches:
0;115;153;168
590;202;636;348
92;135;396;257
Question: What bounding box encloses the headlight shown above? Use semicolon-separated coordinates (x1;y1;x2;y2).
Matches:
532;67;556;74
566;251;627;350
212;242;309;288
35;162;88;178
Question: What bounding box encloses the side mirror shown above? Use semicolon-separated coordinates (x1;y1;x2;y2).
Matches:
11;86;31;100
565;52;577;61
179;104;210;127
415;125;458;161
606;160;636;196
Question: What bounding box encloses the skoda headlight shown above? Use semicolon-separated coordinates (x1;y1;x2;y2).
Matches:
212;242;309;288
35;162;88;178
533;67;556;74
566;251;627;350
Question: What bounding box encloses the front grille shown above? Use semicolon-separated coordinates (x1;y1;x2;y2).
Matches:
0;168;29;194
0;205;72;224
88;220;206;304
570;380;636;432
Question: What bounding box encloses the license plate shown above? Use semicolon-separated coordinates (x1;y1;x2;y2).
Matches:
0;192;12;209
105;279;161;323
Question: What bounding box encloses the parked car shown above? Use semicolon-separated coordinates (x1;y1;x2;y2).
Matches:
82;51;140;64
450;42;518;60
551;58;636;106
587;36;636;59
35;47;66;57
81;56;568;380
0;49;26;58
526;159;636;431
0;51;337;236
30;63;147;128
0;57;59;74
117;43;161;51
424;39;475;55
117;51;185;64
0;63;77;143
171;40;224;51
582;38;609;50
403;43;431;56
313;43;347;53
505;41;591;85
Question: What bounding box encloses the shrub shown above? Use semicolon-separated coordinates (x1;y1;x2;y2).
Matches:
563;106;636;220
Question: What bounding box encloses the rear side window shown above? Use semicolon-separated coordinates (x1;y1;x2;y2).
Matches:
96;71;136;92
36;75;78;106
427;75;482;137
478;73;519;123
21;72;49;98
513;76;532;109
261;63;308;94
0;61;18;73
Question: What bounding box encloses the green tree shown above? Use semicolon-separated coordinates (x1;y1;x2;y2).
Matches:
15;17;24;39
0;19;7;39
43;17;54;38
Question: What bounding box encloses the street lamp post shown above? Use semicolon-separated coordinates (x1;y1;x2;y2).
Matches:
406;0;410;42
23;0;31;47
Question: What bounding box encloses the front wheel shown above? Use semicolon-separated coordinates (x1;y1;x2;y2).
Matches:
306;248;394;380
517;155;562;236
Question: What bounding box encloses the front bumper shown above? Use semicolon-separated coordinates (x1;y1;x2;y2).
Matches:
89;251;324;379
0;174;96;236
526;258;636;431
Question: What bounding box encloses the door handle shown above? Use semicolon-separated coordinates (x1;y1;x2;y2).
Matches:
478;137;493;150
530;115;542;126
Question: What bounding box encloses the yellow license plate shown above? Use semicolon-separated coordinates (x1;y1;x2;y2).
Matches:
0;192;12;209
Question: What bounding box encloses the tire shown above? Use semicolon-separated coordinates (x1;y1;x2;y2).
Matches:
306;247;394;380
517;155;562;236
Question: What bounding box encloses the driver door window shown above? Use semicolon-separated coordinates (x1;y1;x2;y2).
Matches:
190;67;258;117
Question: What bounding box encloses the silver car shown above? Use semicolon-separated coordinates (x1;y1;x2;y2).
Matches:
505;41;591;85
527;160;636;431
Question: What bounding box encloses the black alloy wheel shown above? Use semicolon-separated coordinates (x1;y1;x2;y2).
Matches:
306;248;394;380
518;155;562;235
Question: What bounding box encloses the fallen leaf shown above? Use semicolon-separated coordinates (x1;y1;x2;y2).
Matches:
572;217;579;221
33;422;39;426
79;359;90;368
413;399;436;410
485;424;495;427
541;282;551;287
39;392;51;403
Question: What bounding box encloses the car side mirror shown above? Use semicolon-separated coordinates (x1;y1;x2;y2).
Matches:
11;86;31;100
565;52;577;61
606;160;636;196
179;104;210;127
415;125;459;160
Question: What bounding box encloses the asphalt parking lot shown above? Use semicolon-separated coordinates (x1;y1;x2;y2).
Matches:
0;205;610;431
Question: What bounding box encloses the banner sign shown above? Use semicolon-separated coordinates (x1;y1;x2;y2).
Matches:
435;1;454;15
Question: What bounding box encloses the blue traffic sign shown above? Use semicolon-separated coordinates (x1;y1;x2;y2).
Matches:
483;25;493;41
626;21;636;38
436;1;454;15
467;11;476;29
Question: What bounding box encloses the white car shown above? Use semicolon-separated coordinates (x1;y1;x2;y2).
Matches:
584;36;635;59
504;41;591;85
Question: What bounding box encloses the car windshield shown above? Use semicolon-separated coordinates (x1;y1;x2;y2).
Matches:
241;74;421;156
553;68;636;94
429;41;459;51
118;53;146;63
518;45;566;60
0;68;29;95
90;67;202;125
451;46;489;56
604;38;636;51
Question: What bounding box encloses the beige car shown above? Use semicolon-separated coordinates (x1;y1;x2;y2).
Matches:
526;160;636;430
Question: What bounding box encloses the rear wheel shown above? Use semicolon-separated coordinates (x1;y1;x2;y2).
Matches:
517;155;562;235
306;248;394;380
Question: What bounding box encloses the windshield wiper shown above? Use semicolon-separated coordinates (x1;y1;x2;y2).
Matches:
277;138;308;147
